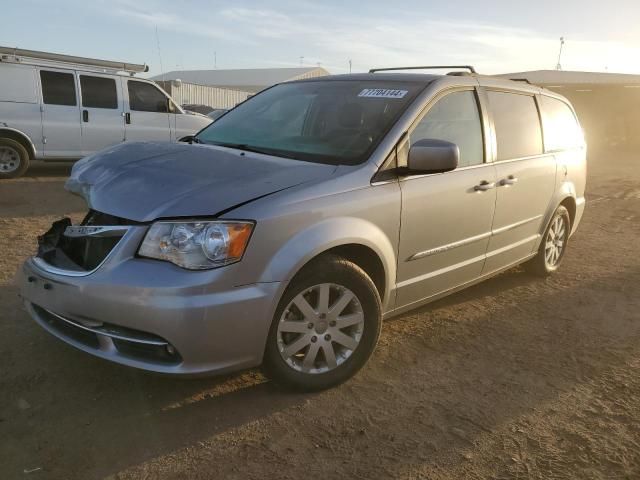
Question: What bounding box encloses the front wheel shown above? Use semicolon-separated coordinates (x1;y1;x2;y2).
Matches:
263;255;382;391
525;205;571;276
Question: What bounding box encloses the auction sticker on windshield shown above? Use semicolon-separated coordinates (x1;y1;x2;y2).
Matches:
358;88;408;99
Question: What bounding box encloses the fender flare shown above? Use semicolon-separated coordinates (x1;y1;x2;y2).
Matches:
0;127;37;159
538;181;577;241
259;217;397;306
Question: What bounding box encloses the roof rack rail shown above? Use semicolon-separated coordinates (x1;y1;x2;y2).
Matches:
369;65;477;74
0;45;149;75
509;78;532;84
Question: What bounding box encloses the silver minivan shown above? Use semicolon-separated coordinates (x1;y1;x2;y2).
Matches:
18;66;586;390
0;46;211;178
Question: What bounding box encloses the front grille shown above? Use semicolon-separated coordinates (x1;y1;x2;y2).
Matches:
36;211;135;272
33;305;182;365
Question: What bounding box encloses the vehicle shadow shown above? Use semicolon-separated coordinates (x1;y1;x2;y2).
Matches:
25;161;74;178
2;260;639;479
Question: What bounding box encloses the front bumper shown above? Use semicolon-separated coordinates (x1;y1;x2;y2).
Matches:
18;256;281;375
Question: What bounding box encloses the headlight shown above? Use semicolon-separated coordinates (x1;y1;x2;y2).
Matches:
138;221;254;270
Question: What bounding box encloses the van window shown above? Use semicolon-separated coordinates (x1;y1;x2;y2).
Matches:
539;96;583;151
488;91;543;160
80;75;118;109
40;70;76;106
0;65;37;103
411;90;484;167
128;81;168;113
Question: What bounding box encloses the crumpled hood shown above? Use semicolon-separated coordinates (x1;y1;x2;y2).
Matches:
66;142;337;222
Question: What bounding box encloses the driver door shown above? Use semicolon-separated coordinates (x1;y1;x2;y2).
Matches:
396;88;497;309
123;79;172;143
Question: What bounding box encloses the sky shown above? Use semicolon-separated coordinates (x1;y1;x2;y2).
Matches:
3;0;640;78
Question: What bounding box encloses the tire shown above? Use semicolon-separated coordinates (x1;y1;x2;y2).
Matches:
263;254;382;391
0;138;30;179
525;205;571;276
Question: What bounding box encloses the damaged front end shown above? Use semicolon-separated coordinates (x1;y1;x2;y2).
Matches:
35;211;134;274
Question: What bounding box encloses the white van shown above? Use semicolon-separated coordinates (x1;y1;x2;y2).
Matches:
0;46;211;178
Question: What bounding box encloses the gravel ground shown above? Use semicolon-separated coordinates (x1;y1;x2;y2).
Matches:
1;152;639;480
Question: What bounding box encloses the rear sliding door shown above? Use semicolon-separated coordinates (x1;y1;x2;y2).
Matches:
482;90;557;273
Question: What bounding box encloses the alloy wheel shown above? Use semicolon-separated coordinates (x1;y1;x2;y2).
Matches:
544;215;567;267
277;283;365;374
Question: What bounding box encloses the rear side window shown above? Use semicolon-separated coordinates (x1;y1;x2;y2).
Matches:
127;80;168;112
40;70;76;106
0;65;37;103
80;75;118;109
488;91;543;160
411;90;484;167
539;96;583;151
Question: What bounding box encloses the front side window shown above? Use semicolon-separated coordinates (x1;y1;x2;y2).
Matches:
410;90;484;167
40;70;76;106
128;80;168;113
196;80;425;165
539;96;583;151
488;91;543;160
80;75;118;109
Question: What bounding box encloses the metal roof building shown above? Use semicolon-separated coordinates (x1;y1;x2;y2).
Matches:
499;70;640;152
151;67;330;93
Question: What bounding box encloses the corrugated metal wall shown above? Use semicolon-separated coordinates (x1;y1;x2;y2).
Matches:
156;81;252;109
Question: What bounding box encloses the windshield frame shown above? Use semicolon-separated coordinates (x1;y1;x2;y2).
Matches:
194;79;429;166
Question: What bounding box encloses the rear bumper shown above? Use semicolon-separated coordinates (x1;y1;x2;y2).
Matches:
572;196;586;236
19;257;281;375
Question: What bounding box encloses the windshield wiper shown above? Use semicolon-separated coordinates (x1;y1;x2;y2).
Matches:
210;142;298;159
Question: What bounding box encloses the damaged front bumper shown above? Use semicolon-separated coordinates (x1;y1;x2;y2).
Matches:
19;218;280;375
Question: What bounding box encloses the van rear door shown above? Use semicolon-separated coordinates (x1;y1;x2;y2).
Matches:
79;74;125;154
39;69;82;158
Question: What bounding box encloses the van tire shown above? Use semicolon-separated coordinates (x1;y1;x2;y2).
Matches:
525;205;571;276
0;138;30;179
263;254;382;391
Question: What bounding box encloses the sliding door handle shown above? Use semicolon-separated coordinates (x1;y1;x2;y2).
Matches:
82;110;89;122
474;180;495;192
499;175;518;186
125;112;131;124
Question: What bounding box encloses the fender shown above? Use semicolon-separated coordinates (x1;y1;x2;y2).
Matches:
259;216;397;308
0;126;37;158
537;180;577;244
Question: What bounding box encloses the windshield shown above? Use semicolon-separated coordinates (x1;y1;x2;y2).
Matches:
195;80;425;165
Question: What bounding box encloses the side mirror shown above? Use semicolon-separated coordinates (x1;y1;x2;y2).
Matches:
407;139;459;174
179;135;194;143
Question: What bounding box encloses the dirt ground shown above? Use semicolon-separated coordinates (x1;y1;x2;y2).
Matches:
1;151;639;480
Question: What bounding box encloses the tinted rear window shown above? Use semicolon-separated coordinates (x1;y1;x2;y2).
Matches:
539;96;583;151
40;70;76;106
488;91;543;160
80;75;118;109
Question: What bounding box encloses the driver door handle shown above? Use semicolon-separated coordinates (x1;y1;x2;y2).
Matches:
474;180;496;192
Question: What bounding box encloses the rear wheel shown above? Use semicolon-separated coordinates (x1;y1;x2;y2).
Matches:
0;138;30;179
263;254;382;391
525;205;571;276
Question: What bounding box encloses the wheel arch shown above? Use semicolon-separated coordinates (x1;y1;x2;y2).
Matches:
559;196;577;229
260;217;396;310
0;128;36;159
